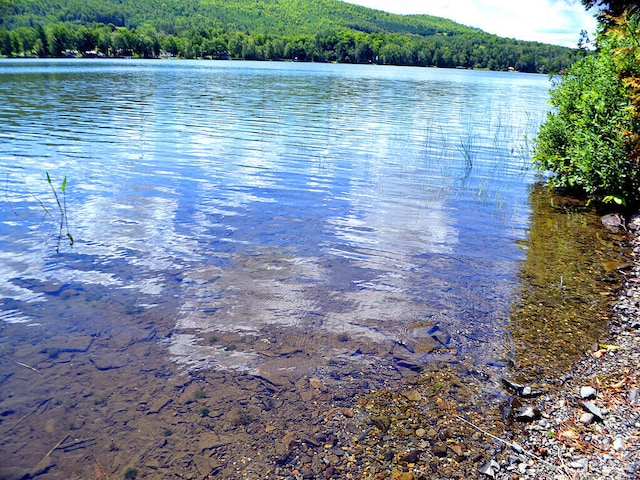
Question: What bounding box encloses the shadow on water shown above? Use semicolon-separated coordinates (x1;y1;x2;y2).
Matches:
508;183;630;381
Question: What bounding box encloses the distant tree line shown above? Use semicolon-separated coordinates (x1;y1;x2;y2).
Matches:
0;22;575;72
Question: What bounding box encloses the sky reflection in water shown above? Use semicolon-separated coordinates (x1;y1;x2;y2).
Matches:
0;59;550;379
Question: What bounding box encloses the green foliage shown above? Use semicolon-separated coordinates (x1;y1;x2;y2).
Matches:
193;389;206;399
533;34;640;204
0;0;576;72
123;467;138;480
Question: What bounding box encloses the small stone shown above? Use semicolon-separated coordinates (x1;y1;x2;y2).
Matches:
448;443;463;456
372;416;391;433
613;437;625;451
570;457;589;469
400;449;419;463
403;390;422;401
580;413;595;425
580;386;597;400
629;388;639;406
309;377;323;389
431;443;448;458
415;428;426;438
301;467;315;479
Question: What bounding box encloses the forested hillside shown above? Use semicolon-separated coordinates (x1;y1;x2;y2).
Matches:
0;0;578;72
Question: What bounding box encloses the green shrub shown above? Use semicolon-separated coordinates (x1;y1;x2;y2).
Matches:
533;34;640;205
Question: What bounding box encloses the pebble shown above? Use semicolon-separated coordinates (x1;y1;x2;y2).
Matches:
570;458;589;469
613;437;625;451
580;412;595;425
580;386;597;399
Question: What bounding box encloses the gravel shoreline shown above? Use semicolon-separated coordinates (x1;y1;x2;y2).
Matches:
504;217;640;480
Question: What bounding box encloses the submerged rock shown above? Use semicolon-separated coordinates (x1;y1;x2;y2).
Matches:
428;325;451;347
514;406;541;422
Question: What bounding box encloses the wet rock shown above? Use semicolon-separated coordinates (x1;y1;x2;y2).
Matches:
514;406;541;422
478;459;501;478
399;449;420;463
580;386;597;400
501;378;542;398
391;472;414;480
30;456;55;477
431;443;448;457
147;397;172;414
372;416;391;433
0;466;31;480
88;353;129;371
193;455;220;476
301;467;315;479
402;390;422;401
602;213;625;232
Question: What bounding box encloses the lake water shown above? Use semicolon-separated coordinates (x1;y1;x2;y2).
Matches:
0;60;545;369
2;59;623;478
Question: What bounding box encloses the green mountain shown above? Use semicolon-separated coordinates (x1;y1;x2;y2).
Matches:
0;0;578;72
0;0;496;36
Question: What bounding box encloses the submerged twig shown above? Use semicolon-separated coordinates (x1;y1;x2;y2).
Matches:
45;433;70;457
455;415;558;469
5;397;52;433
4;173;17;216
16;361;43;374
92;452;111;480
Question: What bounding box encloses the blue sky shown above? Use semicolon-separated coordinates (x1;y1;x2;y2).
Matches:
343;0;598;47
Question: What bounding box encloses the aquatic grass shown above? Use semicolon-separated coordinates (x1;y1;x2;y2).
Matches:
34;172;75;252
46;172;74;253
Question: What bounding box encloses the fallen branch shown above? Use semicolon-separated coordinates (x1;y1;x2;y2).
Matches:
455;415;558;469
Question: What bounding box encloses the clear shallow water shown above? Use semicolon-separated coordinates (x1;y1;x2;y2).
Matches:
0;59;550;378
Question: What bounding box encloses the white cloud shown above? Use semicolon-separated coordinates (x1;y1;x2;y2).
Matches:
342;0;598;47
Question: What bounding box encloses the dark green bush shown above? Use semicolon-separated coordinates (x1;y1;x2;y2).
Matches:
533;35;640;205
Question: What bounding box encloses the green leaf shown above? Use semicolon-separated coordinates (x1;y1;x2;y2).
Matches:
46;171;52;185
61;177;67;193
